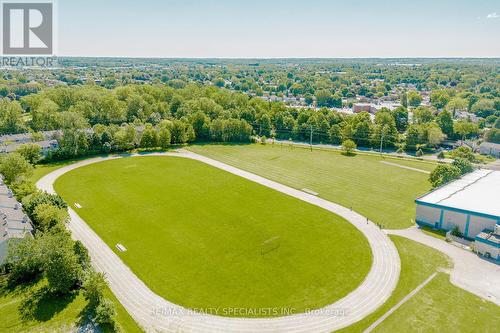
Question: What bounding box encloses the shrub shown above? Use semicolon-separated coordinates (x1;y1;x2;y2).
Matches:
32;203;68;232
94;298;116;326
437;151;445;160
451;226;463;238
260;135;267;145
16;143;42;165
0;153;33;184
452;158;473;175
341;139;356;155
74;241;91;271
429;164;461;188
449;146;475;162
416;148;424;157
83;271;106;309
22;191;67;217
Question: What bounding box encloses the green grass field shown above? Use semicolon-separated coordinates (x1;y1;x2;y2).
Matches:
187;144;437;229
0;276;143;333
54;156;371;317
341;236;500;333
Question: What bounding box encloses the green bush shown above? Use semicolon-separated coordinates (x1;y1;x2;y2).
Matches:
83;271;106;309
341;139;356;155
452;158;473;175
94;298;116;326
429;164;461;188
22;191;67;217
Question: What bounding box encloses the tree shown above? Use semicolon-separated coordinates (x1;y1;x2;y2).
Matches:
425;123;445;147
16;143;42;165
94;298;116;326
405;124;423;150
59;129;89;157
341;139;356;155
437;109;454;137
407;91;422;108
44;241;83;294
22;191;67;216
213;78;225;88
471;99;496;118
170;120;190;144
392;106;409;132
429;164;461;188
485;128;500;143
430;90;450;109
83;271;106;309
446;97;468;114
0;100;26;134
189;112;210;139
449;146;475;162
6;237;44;283
157;127;171;149
74;240;90;271
139;124;158;148
413;106;434;124
352;119;372;147
453;120;479;141
452;158;473;175
316;90;338;108
328;124;342;144
0;153;33;184
400;91;408;108
32;203;68;232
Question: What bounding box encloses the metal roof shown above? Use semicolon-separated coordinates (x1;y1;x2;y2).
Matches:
416;169;500;218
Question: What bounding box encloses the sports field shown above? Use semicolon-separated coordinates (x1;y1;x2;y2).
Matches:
187;144;437;229
54;156;371;317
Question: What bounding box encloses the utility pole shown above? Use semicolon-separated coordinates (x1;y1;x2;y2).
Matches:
310;125;313;151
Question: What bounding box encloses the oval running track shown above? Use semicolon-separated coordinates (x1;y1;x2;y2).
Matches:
36;150;400;333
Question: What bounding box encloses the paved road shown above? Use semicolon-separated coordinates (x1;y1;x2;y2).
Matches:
37;151;400;333
484;159;500;171
387;227;500;306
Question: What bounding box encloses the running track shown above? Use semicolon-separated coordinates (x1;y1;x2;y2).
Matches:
36;150;400;333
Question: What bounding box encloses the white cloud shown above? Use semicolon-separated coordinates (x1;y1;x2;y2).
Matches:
486;12;499;19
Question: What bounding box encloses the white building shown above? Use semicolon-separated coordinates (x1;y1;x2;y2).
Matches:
415;169;500;239
479;142;500;158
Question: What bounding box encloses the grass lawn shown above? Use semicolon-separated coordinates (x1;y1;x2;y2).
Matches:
0;276;143;333
340;236;500;333
187;144;437;229
54;156;371;317
31;158;91;184
420;225;448;241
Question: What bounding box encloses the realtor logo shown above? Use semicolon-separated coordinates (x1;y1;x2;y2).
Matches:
2;2;53;55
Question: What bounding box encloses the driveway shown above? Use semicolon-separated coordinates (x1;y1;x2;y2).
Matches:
387;226;500;306
37;150;400;333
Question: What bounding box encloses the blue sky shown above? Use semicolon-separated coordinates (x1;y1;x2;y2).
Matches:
58;0;500;57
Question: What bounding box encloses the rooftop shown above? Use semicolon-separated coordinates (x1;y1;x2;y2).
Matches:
416;169;500;218
476;230;500;247
0;181;33;246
